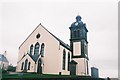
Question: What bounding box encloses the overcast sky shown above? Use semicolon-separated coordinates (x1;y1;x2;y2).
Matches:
0;0;118;78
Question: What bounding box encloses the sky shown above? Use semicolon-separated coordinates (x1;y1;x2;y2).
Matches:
0;0;118;78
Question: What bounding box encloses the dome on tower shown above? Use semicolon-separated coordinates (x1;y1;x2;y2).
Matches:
71;15;84;27
76;15;81;21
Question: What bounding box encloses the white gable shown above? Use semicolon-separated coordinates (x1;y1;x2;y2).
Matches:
18;23;60;62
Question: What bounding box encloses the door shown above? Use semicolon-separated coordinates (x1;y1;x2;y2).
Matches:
37;58;42;74
70;60;77;75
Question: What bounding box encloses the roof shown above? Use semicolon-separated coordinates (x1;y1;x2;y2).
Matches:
70;60;78;64
29;54;40;63
19;23;71;51
0;54;9;62
70;16;88;32
17;52;41;64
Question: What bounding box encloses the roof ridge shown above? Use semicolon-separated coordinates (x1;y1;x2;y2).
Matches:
40;24;70;50
19;23;70;50
19;23;41;49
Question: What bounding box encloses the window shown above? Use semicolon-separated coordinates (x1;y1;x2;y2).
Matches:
62;49;66;70
30;45;33;55
40;43;45;57
77;30;80;37
24;59;28;70
34;42;40;55
21;62;24;70
36;33;40;39
68;52;70;71
74;30;77;37
28;62;31;70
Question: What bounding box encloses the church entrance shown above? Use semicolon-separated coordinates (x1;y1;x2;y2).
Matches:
69;60;77;75
37;58;42;74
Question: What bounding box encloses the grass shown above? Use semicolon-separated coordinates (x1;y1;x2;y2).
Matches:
2;73;90;79
2;73;105;80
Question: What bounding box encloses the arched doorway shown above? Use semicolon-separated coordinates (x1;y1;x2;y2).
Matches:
37;58;42;74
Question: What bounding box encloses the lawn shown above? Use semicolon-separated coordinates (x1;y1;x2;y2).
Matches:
2;73;105;80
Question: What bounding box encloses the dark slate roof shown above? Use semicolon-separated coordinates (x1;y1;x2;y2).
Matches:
17;53;40;64
29;54;40;63
19;23;71;51
0;54;9;62
70;60;78;64
70;15;88;32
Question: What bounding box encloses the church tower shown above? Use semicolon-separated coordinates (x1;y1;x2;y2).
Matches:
69;15;89;75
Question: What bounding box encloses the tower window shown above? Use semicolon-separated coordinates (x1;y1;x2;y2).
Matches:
62;49;66;70
40;43;45;57
34;42;40;55
77;30;80;37
30;45;33;55
74;31;77;37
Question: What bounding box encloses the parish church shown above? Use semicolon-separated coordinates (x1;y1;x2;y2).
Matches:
16;15;89;76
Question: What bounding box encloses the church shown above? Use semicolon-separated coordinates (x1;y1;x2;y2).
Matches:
16;15;89;76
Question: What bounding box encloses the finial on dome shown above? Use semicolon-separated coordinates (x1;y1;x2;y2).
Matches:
76;15;81;21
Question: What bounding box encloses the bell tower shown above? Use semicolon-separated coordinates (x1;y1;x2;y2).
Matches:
69;15;89;75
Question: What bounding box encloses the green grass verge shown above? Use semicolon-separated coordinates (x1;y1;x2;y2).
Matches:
2;73;91;79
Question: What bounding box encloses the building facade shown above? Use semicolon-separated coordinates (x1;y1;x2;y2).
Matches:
16;16;89;76
0;54;9;70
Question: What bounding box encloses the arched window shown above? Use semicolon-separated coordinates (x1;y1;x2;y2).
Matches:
68;52;70;71
62;49;66;70
77;30;80;37
24;59;28;70
28;62;31;70
21;62;24;70
74;30;77;37
30;45;33;55
34;42;40;55
40;43;45;57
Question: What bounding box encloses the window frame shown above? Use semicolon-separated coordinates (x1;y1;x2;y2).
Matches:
34;42;40;55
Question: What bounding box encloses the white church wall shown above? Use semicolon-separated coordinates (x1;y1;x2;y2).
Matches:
17;24;66;74
16;54;35;72
59;45;71;75
38;26;61;74
73;58;88;75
